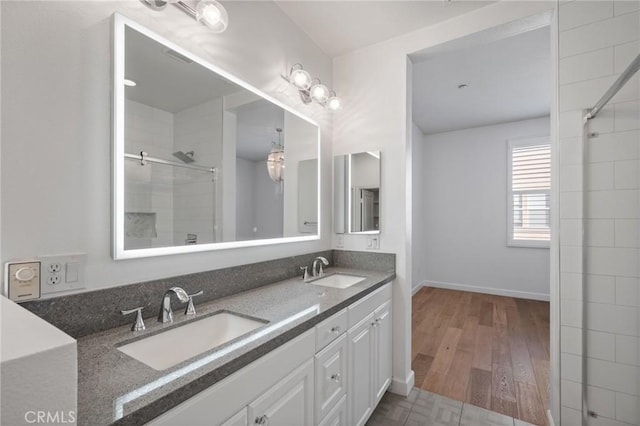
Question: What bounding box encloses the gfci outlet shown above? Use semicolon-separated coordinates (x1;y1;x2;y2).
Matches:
39;253;87;295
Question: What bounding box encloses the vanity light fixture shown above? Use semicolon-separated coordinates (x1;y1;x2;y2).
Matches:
267;128;285;183
286;63;342;111
141;0;229;33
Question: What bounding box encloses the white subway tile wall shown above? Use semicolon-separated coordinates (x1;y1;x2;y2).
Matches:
123;98;220;250
173;98;222;246
559;2;640;425
124;99;175;249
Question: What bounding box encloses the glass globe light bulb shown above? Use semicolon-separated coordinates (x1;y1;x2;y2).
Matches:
310;82;329;103
290;69;312;90
327;95;342;111
196;0;229;33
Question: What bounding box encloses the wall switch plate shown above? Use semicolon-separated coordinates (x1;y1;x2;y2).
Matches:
366;235;380;250
5;261;41;302
38;253;87;295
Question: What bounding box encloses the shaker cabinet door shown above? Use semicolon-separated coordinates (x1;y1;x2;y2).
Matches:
248;359;314;426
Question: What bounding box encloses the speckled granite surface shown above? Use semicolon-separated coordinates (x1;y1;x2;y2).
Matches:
21;250;334;338
333;250;395;272
77;267;395;426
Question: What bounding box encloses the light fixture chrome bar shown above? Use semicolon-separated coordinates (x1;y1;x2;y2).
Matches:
585;54;640;121
174;1;197;19
125;152;215;173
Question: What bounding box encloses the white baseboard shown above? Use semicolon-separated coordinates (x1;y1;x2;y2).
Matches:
547;409;555;426
390;370;415;396
418;280;550;301
411;284;423;296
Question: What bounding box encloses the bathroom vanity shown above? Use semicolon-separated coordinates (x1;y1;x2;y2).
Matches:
72;264;393;426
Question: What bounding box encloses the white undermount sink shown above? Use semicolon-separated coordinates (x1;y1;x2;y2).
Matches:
118;311;267;370
310;273;366;289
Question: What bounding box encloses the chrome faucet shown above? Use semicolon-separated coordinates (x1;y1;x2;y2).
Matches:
158;286;189;323
312;256;329;277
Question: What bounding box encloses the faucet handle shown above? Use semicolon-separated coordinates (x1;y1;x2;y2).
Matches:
121;306;145;332
185;290;204;316
300;266;310;281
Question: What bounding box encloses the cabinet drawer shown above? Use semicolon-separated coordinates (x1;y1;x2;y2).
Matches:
314;334;347;424
347;283;392;329
317;395;346;426
315;309;347;351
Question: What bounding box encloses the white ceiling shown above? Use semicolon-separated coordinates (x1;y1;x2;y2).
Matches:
412;26;551;135
125;26;240;112
275;1;494;57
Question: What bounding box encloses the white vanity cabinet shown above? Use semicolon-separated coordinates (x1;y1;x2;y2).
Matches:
346;285;393;426
146;282;392;426
147;330;315;426
248;359;314;426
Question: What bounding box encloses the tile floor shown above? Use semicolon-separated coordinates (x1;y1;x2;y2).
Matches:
367;388;539;426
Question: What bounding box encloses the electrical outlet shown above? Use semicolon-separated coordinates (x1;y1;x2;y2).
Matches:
336;234;344;248
48;263;62;273
47;275;61;286
39;253;87;295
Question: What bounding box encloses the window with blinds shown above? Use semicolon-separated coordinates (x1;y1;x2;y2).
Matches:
507;138;550;247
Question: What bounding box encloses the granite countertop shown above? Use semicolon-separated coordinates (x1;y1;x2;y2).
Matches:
77;267;395;426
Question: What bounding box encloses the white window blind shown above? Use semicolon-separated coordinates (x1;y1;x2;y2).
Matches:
508;138;550;247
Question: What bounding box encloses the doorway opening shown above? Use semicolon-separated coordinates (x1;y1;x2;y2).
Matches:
409;17;553;426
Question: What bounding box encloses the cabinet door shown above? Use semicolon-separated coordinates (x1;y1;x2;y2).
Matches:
221;408;248;426
248;359;314;426
315;334;348;423
317;395;346;426
347;313;375;426
373;300;392;403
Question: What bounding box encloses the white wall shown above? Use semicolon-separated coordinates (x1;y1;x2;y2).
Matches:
236;157;256;241
557;2;640;425
415;117;550;300
252;160;284;239
332;0;555;397
282;111;318;236
1;1;333;292
411;122;426;295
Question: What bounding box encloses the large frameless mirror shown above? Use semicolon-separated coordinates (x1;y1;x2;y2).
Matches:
112;14;320;259
334;151;381;234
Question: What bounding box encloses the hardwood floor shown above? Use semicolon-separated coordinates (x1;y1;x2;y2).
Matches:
412;287;550;426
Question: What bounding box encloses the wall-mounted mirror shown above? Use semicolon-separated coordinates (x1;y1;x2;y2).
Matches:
334;151;381;234
112;14;320;259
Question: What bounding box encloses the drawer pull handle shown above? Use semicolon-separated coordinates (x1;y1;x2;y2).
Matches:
330;373;341;382
255;414;269;425
330;326;341;334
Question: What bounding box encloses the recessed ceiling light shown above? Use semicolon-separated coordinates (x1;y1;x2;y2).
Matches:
457;84;468;89
124;79;137;87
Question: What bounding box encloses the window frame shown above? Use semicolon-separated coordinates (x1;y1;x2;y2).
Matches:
507;137;551;249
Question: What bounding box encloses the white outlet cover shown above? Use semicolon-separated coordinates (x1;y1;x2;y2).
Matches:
38;253;87;295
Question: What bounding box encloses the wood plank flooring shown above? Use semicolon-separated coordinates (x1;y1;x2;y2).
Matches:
412;287;550;425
